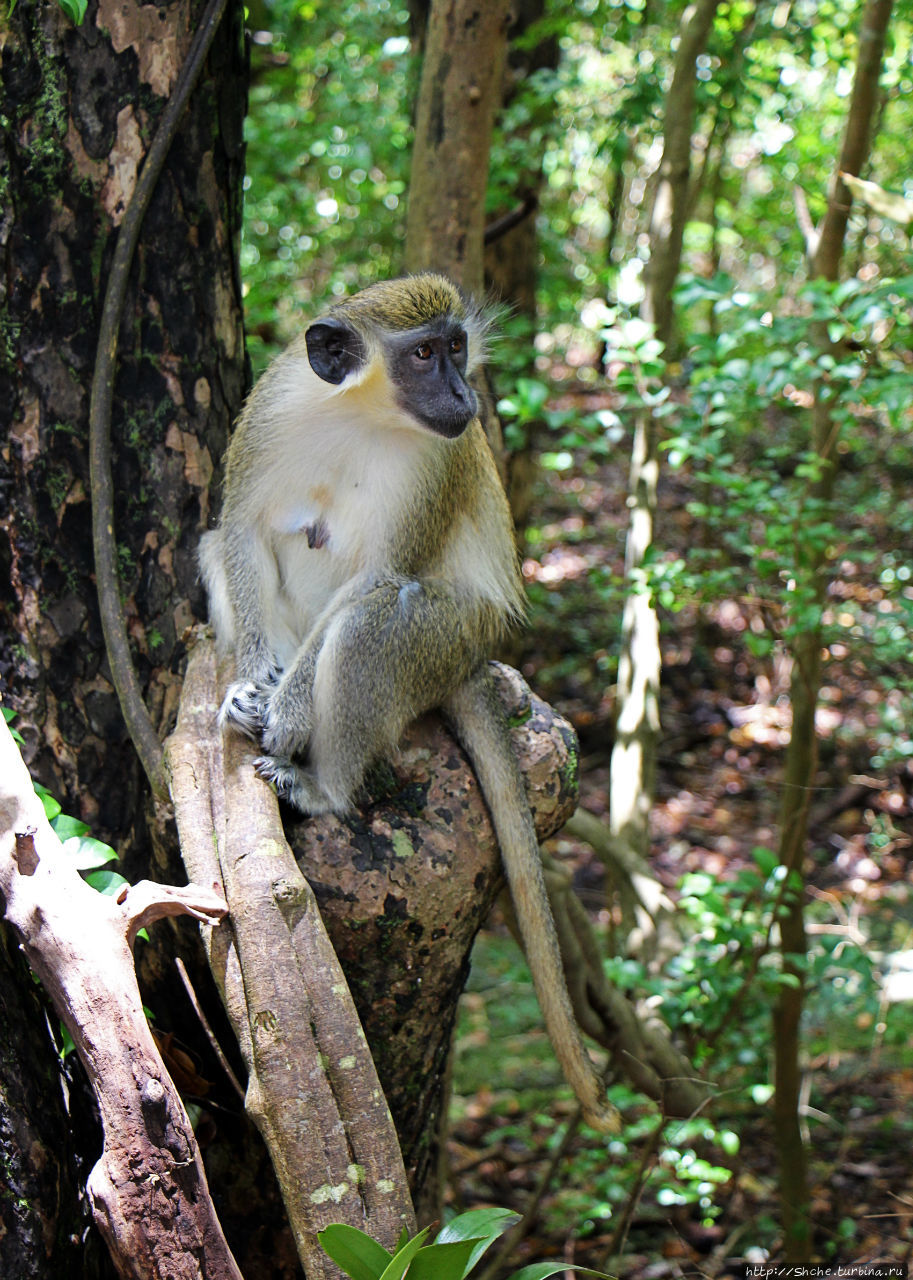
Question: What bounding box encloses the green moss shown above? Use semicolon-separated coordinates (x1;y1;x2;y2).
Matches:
507;704;533;728
0;313;21;375
46;465;71;510
28;32;69;184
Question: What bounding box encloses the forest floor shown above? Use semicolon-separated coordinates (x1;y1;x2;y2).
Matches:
446;419;913;1279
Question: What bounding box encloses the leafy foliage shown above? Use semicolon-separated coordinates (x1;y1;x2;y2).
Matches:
241;0;415;369
318;1208;612;1279
33;783;126;897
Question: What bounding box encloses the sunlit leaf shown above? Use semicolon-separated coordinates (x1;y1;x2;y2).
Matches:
33;783;62;821
84;868;130;897
52;814;90;841
62;835;118;871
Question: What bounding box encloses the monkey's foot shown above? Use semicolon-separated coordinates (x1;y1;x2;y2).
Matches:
253;755;334;815
219;680;273;739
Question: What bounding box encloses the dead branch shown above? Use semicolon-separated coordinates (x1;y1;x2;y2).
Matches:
500;854;708;1119
164;638;415;1279
0;714;241;1280
565;806;674;937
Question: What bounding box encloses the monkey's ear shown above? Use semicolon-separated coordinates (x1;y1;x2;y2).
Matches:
305;320;366;385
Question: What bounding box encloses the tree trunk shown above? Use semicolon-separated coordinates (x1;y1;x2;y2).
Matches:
641;0;720;353
0;0;263;1268
484;0;559;530
0;0;247;852
773;0;893;1261
609;0;720;862
404;0;512;296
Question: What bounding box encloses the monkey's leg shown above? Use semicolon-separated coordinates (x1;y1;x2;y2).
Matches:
256;578;481;814
252;571;390;761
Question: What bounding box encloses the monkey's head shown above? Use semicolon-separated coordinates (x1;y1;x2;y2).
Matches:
304;274;491;439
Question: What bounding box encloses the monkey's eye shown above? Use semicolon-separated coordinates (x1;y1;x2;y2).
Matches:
415;342;433;360
449;336;464;355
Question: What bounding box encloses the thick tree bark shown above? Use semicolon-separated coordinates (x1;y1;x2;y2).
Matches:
0;0;260;1268
0;0;247;851
773;0;893;1261
405;0;512;296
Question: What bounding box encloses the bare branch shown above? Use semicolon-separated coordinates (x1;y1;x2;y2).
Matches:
794;184;820;265
0;713;242;1280
165;637;416;1277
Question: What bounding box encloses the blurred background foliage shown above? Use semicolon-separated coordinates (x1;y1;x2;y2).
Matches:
237;0;913;1262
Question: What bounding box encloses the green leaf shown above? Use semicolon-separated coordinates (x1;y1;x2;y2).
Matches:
753;848;779;877
34;783;62;821
507;1264;615;1280
62;835;118;871
318;1224;393;1280
57;0;89;22
58;1022;75;1059
52;814;90;841
377;1227;431;1280
405;1239;482;1280
437;1208;519;1247
422;1206;518;1277
84;868;130;897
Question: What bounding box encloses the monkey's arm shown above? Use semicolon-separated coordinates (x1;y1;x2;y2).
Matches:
200;522;283;736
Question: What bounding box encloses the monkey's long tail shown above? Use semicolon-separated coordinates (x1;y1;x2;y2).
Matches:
444;667;616;1134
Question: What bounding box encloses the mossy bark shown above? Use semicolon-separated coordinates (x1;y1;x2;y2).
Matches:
0;0;247;852
0;1;259;1271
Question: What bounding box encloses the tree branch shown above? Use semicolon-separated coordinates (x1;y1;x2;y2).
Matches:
0;712;241;1280
164;638;416;1279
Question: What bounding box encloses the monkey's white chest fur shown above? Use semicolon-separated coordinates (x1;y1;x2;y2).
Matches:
257;374;439;665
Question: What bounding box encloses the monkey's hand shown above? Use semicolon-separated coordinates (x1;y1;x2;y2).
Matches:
253;755;333;815
219;676;277;741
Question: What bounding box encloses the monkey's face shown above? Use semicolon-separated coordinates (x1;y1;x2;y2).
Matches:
305;315;478;440
387;321;477;439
